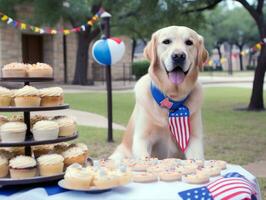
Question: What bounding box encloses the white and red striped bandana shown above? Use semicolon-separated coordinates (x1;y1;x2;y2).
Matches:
168;105;190;153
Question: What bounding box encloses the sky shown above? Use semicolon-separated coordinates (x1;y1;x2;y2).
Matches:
226;0;255;9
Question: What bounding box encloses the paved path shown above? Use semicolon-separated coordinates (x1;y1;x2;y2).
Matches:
244;161;266;178
33;109;126;131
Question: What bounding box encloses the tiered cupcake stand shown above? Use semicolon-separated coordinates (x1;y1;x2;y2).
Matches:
0;77;78;185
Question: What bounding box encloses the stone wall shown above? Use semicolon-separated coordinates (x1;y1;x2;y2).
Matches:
0;24;22;67
0;5;133;83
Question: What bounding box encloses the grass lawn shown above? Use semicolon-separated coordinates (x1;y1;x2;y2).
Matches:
68;87;266;198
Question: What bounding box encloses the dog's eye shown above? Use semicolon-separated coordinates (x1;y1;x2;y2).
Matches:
162;39;171;44
185;40;193;46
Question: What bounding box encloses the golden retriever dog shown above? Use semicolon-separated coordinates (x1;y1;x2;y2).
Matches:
110;26;208;161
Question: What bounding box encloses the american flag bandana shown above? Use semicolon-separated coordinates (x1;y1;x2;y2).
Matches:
151;83;190;153
168;105;190;153
178;172;258;200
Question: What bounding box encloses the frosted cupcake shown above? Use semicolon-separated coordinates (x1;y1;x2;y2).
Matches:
9;156;37;179
0;148;15;159
2;62;28;77
32;120;59;141
27;62;53;77
0;122;27;142
53;116;76;137
75;143;88;158
37;154;64;176
40;87;64;106
62;147;86;167
64;163;93;189
53;142;70;154
32;145;53;158
0;155;9;177
4;147;25;156
14;86;41;107
0;86;13;106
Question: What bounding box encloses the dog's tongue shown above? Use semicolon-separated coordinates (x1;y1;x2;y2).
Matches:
168;71;185;85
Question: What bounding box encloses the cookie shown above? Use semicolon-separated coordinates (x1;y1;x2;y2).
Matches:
183;172;209;184
207;160;227;170
133;172;158;183
159;170;182;182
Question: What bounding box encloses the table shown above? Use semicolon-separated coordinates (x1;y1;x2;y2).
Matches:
0;165;261;200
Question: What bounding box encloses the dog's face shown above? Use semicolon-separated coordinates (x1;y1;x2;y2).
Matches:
144;26;208;98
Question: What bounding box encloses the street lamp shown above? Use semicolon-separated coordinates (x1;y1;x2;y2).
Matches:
101;11;113;142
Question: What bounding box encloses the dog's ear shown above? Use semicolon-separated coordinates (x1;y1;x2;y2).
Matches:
144;33;157;66
197;35;209;69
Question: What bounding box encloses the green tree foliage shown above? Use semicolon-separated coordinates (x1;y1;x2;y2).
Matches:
0;0;206;85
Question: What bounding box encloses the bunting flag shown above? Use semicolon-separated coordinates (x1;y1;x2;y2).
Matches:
0;7;104;35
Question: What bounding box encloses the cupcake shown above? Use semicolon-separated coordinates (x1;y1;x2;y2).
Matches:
75;143;88;158
9;114;24;123
0;122;27;142
14;86;41;107
9;156;37;179
0;86;13;106
27;62;53;77
4;147;25;156
93;169;121;189
0;148;15;159
53;142;70;154
0;155;9;177
32;145;53;158
2;62;28;77
62;147;86;167
53;116;76;137
32;120;59;141
30;115;49;127
39;87;64;106
64;163;93;189
37;154;64;176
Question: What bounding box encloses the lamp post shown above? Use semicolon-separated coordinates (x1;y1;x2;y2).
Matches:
101;11;113;142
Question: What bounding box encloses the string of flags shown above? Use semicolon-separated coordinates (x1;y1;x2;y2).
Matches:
0;8;104;35
208;38;266;65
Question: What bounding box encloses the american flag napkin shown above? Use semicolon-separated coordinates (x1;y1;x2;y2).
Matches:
178;172;258;200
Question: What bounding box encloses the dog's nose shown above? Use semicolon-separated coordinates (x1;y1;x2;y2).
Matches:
171;52;186;63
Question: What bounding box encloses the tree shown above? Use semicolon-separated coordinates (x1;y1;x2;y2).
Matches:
0;0;206;85
201;6;258;71
184;0;266;110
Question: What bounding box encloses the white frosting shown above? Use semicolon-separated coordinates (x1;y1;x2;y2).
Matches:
75;143;88;152
30;63;52;70
39;87;63;97
37;154;64;165
0;122;26;132
9;156;36;168
0;86;13;97
65;164;92;179
14;86;40;96
3;62;27;70
55;117;75;127
62;147;84;158
32;120;59;131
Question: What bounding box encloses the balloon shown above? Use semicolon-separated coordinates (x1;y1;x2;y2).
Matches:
92;37;125;66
